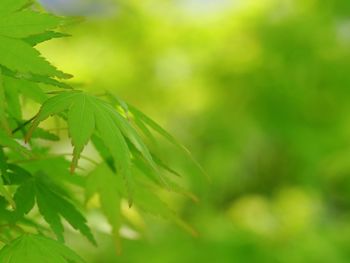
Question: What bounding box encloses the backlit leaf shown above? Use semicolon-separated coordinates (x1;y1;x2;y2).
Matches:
0;36;69;78
68;94;95;172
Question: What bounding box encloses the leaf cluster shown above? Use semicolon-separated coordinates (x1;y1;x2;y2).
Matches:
0;0;202;261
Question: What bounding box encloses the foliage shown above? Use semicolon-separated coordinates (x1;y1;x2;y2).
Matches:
0;234;85;263
41;0;350;262
0;0;198;261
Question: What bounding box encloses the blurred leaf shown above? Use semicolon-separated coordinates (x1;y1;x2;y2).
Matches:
86;163;123;253
0;234;86;263
13;172;96;245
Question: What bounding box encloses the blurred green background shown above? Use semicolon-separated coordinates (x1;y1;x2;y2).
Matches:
37;0;350;262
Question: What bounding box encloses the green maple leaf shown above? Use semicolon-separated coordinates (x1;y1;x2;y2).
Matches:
0;10;62;38
129;104;207;176
67;93;96;172
0;0;70;79
27;91;200;206
26;91;161;205
0;234;86;263
1;66;72;90
107;92;207;179
0;0;201;259
13;172;96;245
86;163;123;253
86;162;198;250
0;35;69;78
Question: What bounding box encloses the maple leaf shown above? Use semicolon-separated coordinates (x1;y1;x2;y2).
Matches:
0;234;86;263
26;91;160;205
0;1;201;259
107;92;207;179
0;10;62;38
86;163;123;253
0;0;70;79
0;35;69;78
13;172;96;245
